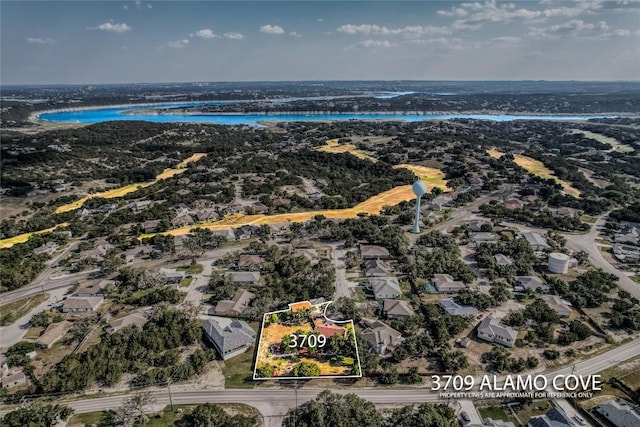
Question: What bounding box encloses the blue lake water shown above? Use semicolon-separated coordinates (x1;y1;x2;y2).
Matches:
38;102;616;126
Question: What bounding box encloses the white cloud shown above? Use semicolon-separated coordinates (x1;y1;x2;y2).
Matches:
195;29;217;39
168;39;189;48
489;36;522;44
90;22;131;33
317;18;324;23
528;19;613;38
289;31;302;38
436;0;604;30
260;24;285;34
355;39;397;48
123;4;128;10
408;37;465;50
26;37;55;45
147;3;152;9
336;24;451;37
224;32;245;40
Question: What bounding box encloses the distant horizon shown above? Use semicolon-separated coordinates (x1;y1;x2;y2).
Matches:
1;1;638;84
2;79;640;88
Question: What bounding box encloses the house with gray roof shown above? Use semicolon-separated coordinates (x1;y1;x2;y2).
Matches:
364;259;390;277
431;274;466;293
383;299;414;319
494;254;514;266
595;399;640;427
369;277;401;299
615;226;639;245
513;276;548;293
520;232;550;251
202;318;256;360
61;297;104;313
527;407;574;427
225;271;261;286
477;316;517;347
471;232;498;247
484;418;516;427
361;319;403;357
438;298;479;316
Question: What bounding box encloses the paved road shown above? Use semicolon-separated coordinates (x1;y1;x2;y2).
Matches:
0;287;69;349
458;400;482;425
434;184;514;233
563;214;640;300
13;335;635;424
331;244;357;300
504;215;640;300
1;272;91;305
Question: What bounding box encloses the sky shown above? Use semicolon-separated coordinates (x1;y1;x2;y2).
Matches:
1;0;639;84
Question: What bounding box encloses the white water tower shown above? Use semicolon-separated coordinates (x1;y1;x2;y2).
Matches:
548;252;570;274
412;180;428;234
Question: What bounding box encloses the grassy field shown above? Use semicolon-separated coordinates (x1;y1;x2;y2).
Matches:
0;223;69;249
176;263;204;274
477;405;519;425
54;153;208;214
0;293;49;326
68;403;261;427
569;129;635;153
222;347;258;388
394;164;450;191
487;149;581;197
316;138;378;162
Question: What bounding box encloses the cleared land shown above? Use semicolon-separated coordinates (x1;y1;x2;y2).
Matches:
394;164;450;191
143;183;425;239
0;223;69;250
487;149;581;197
54;153;208;214
254;303;359;379
0;293;49;326
569;129;634;153
316;138;378;162
143;163;448;239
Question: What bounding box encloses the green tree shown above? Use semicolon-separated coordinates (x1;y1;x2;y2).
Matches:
292;361;321;377
282;390;383;427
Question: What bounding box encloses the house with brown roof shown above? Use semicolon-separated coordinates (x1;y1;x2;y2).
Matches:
105;310;149;334
504;199;525;211
383;299;415;319
289;301;312;313
171;214;194;228
315;322;346;338
141;220;160;233
75;282;108;298
61;297;104;313
79;238;113;262
36;320;73;348
542;295;572;318
238;255;263;270
360;245;390;260
213;289;255;317
250;202;269;214
431;274;466;293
